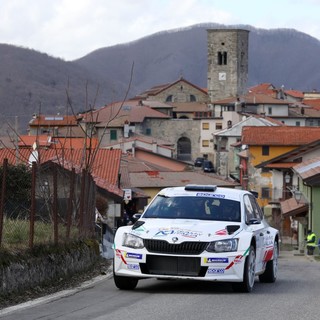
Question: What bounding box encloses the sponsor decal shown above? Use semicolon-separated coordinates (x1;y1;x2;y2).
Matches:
264;235;274;246
127;264;140;270
204;257;229;263
215;229;228;236
116;250;143;264
116;249;127;265
263;249;274;262
207;268;225;274
125;252;143;259
196;193;225;199
154;228;202;238
233;255;243;264
225;247;250;270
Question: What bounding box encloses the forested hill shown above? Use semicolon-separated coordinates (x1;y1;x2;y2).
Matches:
1;23;320;133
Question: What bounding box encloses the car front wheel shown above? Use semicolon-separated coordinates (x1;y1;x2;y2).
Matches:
232;245;256;293
113;262;139;290
114;272;139;290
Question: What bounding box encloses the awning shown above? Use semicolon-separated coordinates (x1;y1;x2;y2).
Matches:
280;197;308;218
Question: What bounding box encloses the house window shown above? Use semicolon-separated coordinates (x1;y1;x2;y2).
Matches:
146;128;151;135
217;51;227;65
261;188;270;199
216;123;222;130
296;121;301;126
262;145;269;156
268;107;272;115
202;140;209;147
202;123;209;130
110;130;117;140
166;95;173;102
190;94;196;102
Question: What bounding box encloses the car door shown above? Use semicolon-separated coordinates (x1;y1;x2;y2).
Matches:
243;194;267;273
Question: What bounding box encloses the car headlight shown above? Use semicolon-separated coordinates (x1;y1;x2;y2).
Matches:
122;233;144;249
206;239;238;252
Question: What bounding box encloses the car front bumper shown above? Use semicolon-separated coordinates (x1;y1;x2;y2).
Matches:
114;247;248;282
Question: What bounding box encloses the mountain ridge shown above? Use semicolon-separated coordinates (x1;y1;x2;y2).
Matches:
1;22;320;133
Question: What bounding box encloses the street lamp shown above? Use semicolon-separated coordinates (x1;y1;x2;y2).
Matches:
285;172;291;184
294;190;303;204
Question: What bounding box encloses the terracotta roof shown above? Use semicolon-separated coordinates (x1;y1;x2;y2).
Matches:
280;197;308;217
137;77;208;97
242;126;320;145
302;99;320;110
285;90;304;99
290;106;320;117
18;135;52;147
248;83;277;96
0;148;122;196
81;101;169;127
128;171;238;188
212;92;291;105
53;137;99;149
17;135;98;149
293;157;320;181
29;114;78;126
120;154;173;188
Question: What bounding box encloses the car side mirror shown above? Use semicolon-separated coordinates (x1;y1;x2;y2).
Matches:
132;213;142;221
248;218;261;225
250;191;259;198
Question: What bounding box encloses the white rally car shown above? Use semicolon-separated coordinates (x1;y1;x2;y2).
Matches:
113;185;279;292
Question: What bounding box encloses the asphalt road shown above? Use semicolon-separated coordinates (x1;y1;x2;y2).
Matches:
1;252;319;320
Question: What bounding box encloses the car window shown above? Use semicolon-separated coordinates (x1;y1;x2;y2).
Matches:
143;195;241;222
244;194;262;223
249;195;264;220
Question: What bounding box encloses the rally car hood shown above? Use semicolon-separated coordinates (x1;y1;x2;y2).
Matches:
130;218;242;243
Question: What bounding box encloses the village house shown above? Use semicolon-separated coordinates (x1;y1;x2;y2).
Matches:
240;126;320;240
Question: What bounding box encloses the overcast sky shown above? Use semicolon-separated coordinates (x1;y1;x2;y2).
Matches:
1;0;320;61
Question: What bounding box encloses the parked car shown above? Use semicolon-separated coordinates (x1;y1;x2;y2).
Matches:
202;160;215;172
194;157;204;167
113;184;279;293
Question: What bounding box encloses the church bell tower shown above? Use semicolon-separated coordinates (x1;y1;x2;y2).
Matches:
207;29;249;102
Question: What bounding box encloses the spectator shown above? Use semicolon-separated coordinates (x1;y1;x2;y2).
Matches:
306;229;317;255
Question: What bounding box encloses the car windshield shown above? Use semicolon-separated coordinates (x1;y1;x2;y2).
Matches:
143;195;241;222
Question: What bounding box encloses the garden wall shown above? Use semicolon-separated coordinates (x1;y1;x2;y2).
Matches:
0;241;100;296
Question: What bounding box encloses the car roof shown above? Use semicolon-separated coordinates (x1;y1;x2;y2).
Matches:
156;185;251;201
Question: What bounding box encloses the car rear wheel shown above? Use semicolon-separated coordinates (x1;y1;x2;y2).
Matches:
259;241;278;283
232;245;256;293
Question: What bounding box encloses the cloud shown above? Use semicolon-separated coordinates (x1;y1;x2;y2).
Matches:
0;0;319;60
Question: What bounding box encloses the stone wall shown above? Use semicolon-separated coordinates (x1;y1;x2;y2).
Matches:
0;241;100;296
144;118;201;161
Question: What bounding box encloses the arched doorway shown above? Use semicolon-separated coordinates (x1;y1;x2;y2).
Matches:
177;137;191;161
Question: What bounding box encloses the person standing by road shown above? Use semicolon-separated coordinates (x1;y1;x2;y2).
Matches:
306;230;317;255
